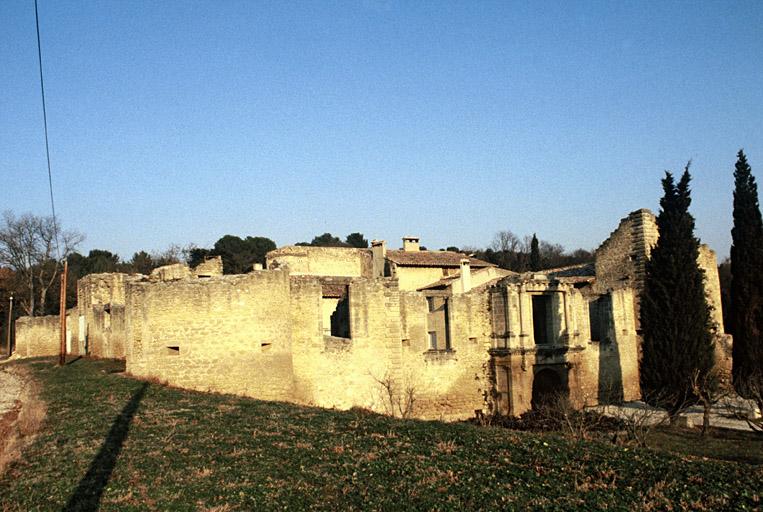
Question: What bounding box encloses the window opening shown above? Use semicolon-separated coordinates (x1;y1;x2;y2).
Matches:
532;295;553;345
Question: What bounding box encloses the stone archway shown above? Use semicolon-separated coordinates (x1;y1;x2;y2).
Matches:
531;367;567;410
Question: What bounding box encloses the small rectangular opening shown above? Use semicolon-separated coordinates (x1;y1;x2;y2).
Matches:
166;346;180;355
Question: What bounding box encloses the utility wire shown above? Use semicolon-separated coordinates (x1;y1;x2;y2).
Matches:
34;0;61;261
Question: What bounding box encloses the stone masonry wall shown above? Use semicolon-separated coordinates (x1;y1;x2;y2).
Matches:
266;246;372;277
594;209;659;295
77;272;134;358
698;245;725;332
487;279;640;416
13;307;82;358
399;289;493;420
14;315;59;357
290;277;406;413
125;269;294;400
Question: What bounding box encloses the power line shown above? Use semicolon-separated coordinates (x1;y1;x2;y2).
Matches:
34;0;61;261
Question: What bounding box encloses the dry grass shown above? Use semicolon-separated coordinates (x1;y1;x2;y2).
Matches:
0;368;46;475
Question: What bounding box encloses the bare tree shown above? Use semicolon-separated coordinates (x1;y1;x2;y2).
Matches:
490;230;522;254
618;401;670;448
723;370;763;435
690;367;732;436
370;371;417;419
535;392;605;441
151;243;185;267
0;212;83;316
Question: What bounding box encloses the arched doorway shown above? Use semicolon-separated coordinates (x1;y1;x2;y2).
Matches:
531;368;567;410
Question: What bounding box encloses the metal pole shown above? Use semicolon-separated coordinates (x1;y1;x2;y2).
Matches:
59;260;68;366
5;295;12;356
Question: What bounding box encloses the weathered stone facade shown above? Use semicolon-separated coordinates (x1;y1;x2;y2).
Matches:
593;210;732;373
12;212;731;420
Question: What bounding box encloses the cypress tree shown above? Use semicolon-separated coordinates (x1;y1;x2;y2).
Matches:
640;166;714;418
730;150;763;397
529;234;541;271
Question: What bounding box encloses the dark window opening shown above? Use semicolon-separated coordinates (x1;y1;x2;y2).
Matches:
330;295;350;338
166;346;180;356
589;297;608;342
532;295;553;345
322;284;351;339
531;368;568;410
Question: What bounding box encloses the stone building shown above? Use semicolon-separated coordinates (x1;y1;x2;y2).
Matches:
13;210;731;420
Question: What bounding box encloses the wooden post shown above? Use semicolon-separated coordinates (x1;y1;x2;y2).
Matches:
4;295;11;356
59;260;68;366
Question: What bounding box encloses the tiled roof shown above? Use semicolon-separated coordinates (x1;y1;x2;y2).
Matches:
417;274;460;290
386;250;494;268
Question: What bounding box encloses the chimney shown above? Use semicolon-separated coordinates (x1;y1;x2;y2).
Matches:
371;239;387;278
460;258;472;293
402;236;420;252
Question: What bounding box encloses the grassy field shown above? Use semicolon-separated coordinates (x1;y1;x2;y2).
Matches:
1;357;762;511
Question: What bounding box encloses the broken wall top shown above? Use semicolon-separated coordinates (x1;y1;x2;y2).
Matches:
266;246;373;277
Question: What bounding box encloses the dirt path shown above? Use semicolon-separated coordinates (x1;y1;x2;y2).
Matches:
0;364;44;474
0;367;23;417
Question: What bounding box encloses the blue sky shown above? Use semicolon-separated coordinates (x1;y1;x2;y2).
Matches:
2;1;762;260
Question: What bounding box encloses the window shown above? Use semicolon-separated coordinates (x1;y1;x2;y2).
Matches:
426;296;452;351
589;296;610;342
532;295;553;345
322;284;350;338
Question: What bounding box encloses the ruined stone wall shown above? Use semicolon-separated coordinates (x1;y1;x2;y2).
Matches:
77;272;135;358
13;308;82;358
266;246;372;277
573;288;641;406
149;264;192;282
65;308;81;356
290;277;405;412
193;256;223;277
594;209;726;337
487;279;641;416
125;270;294;400
86;305;126;359
594;209;659;294
14;315;59;357
78;273;131;309
698;245;725;333
398;290;493;420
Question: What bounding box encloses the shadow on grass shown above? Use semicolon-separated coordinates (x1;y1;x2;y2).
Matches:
65;356;82;366
63;382;149;511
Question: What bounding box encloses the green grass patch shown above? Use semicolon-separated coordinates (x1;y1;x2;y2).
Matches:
647;426;763;466
1;357;762;511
